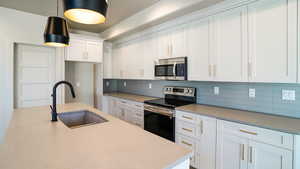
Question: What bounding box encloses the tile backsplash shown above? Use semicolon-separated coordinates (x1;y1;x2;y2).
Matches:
103;79;300;118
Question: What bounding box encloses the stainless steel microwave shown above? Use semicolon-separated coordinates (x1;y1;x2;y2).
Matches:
154;57;187;80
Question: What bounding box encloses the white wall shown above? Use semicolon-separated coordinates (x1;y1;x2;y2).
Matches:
65;62;94;106
0;7;65;142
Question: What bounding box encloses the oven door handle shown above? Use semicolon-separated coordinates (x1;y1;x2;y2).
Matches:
144;107;174;118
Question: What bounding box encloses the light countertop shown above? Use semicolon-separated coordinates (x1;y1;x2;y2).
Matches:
176;104;300;135
0;103;191;169
104;92;157;103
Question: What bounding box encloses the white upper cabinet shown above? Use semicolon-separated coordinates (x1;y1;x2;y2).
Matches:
169;25;187;58
141;34;156;80
248;0;297;83
186;18;212;81
157;29;171;59
65;34;103;63
212;6;248;82
103;43;113;79
157;26;186;59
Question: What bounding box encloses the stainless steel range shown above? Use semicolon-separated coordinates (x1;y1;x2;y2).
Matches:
144;86;196;141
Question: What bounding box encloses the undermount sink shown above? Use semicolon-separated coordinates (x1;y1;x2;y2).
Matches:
58;110;108;129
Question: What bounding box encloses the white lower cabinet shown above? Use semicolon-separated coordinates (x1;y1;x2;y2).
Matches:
175;110;217;169
216;120;293;169
102;96;144;128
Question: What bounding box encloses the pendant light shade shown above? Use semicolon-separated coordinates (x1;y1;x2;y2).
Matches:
44;16;70;47
63;0;108;24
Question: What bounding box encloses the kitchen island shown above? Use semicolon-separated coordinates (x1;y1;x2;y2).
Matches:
0;103;191;169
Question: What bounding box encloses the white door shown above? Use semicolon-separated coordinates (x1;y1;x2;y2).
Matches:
213;6;248;82
186;18;211;81
15;44;55;108
248;141;293;169
216;132;248;169
248;0;297;83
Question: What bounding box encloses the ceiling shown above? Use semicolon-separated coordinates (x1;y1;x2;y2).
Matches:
0;0;161;33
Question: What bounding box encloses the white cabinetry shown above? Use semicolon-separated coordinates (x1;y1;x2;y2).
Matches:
103;42;113;79
65;34;103;63
157;25;186;59
216;120;293;169
175;110;216;169
248;0;297;83
103;96;144;128
212;6;248;82
186;18;211;81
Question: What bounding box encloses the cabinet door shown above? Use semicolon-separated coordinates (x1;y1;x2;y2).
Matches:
66;38;86;61
186;18;212;81
248;141;293;169
213;6;248;82
198;116;217;169
157;30;171;59
248;0;297;83
103;43;112;79
86;41;103;63
142;35;156;80
216;131;248;169
112;45;122;79
169;25;186;58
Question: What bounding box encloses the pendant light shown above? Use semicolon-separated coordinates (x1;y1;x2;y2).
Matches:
63;0;108;24
44;0;70;47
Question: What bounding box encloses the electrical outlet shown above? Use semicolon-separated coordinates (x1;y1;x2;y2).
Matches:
282;90;296;101
149;83;152;89
106;81;110;87
214;86;219;95
123;81;127;87
249;88;256;98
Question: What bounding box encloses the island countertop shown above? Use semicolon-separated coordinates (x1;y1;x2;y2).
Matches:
0;103;191;169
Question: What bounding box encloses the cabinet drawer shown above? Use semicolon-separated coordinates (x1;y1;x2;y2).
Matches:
219;120;294;150
176;120;200;138
176;111;198;124
176;133;199;153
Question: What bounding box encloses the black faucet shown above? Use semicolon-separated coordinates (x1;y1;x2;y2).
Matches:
50;81;76;122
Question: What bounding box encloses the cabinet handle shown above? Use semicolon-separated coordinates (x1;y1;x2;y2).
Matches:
182;115;193;120
241;144;245;161
171;45;173;56
209;65;212;77
181;141;192;147
249;146;253;163
213;64;217;77
200;120;203;134
248;62;252;77
240;129;257;136
182;128;193;132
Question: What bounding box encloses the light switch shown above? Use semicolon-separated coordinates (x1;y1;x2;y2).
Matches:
249;88;256;98
282;90;296;101
214;86;219;95
149;83;152;89
76;82;80;87
123;81;127;87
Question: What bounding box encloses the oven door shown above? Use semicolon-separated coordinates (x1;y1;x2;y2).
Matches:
144;104;175;142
